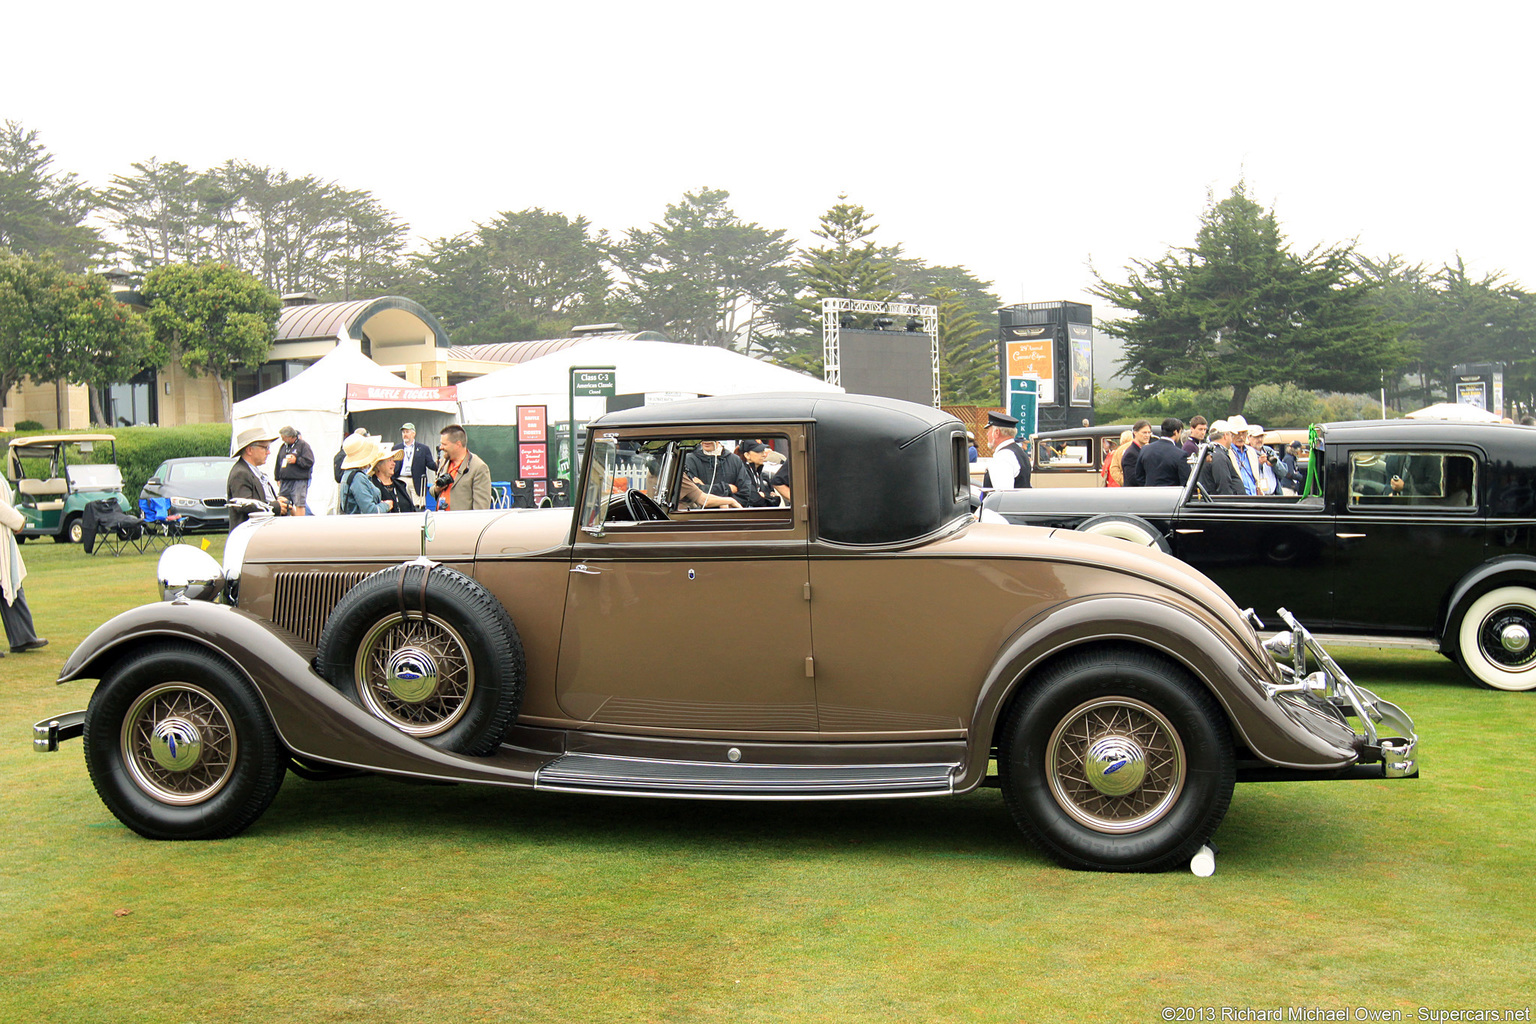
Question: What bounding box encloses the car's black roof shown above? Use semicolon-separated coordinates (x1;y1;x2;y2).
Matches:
593;391;956;438
1319;419;1533;446
593;392;969;546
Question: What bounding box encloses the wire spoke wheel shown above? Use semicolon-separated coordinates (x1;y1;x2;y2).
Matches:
354;612;476;737
1046;697;1186;834
120;682;238;805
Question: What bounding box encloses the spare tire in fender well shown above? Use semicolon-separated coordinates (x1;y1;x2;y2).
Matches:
314;562;525;756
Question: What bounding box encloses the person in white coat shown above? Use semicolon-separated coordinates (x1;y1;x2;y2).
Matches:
0;474;47;655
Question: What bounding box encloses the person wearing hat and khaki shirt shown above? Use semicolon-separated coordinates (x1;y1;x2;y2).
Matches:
227;427;289;530
982;410;1031;490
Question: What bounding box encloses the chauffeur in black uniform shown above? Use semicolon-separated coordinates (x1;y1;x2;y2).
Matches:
982;411;1030;490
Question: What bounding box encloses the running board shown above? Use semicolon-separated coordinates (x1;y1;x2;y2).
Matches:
1308;634;1439;652
535;753;958;799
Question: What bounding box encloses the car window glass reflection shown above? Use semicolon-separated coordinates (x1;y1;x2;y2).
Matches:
1349;451;1476;508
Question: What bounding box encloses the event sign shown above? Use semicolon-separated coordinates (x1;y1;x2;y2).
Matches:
1008;377;1039;439
1004;329;1054;404
345;384;458;402
518;405;547;442
572;369;617;397
519;444;548;479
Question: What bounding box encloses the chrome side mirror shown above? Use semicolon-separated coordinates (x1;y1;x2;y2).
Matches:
158;544;226;602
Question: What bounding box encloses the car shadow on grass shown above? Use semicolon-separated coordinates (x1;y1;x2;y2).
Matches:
259;772;1041;863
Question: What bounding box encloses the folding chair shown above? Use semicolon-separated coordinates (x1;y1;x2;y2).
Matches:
139;498;182;549
83;499;150;556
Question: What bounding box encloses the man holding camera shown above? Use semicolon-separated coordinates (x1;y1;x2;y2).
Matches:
432;424;492;511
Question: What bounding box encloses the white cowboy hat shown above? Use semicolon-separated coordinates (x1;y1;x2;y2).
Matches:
1226;414;1250;433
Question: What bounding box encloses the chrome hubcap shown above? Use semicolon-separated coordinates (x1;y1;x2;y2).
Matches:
1046;697;1186;834
1500;623;1530;654
386;647;439;703
355;613;475;737
1083;734;1148;797
121;683;237;805
1480;608;1536;669
149;717;203;771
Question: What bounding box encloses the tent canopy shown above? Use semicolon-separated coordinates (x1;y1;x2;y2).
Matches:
1404;402;1504;422
229;339;457;515
457;339;840;424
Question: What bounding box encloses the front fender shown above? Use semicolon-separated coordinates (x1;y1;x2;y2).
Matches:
956;594;1359;791
59;600;545;787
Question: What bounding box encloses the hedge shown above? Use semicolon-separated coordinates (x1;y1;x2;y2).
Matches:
5;424;233;501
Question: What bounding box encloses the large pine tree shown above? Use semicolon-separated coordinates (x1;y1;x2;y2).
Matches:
1093;182;1406;416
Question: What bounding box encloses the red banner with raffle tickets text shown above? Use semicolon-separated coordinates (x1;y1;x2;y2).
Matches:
345;383;458;402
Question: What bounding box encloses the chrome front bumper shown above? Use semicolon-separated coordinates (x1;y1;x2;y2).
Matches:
33;710;86;753
1256;608;1419;779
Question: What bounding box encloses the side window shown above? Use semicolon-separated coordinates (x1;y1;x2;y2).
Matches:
584;433;794;530
1348;451;1477;509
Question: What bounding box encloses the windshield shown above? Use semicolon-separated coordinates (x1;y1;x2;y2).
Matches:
578;437;619;533
168;459;234;485
65;464;123;490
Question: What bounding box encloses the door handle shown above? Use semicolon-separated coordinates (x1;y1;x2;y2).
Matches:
570;564;602;575
1336;532;1367;540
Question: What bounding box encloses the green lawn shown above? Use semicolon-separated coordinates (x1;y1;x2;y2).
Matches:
2;539;1532;1022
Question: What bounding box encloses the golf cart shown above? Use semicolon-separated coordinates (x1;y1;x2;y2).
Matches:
5;434;133;543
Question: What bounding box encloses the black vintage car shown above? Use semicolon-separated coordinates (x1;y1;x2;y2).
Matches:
985;419;1536;692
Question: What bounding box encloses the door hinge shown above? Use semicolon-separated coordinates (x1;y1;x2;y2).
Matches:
803;582;812;601
804;656;815;678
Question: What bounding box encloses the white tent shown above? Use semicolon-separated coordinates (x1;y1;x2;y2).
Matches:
230;337;458;515
457;339;842;425
1404;402;1504;423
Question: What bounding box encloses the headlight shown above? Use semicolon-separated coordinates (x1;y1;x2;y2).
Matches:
169;496;201;508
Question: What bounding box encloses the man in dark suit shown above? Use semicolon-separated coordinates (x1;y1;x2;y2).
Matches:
1121;420;1153;486
1137;417;1192;487
227;427;287;530
393;422;438;508
1201;422;1244;496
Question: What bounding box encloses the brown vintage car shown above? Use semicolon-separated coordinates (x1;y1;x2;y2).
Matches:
34;394;1418;872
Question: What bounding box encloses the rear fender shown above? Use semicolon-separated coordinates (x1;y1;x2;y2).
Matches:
58;600;543;786
958;594;1358;791
1439;555;1536;658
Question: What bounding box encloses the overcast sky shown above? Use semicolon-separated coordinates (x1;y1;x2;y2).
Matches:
6;0;1533;313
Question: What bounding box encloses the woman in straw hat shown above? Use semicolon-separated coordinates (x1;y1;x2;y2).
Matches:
369;442;414;514
339;435;392;514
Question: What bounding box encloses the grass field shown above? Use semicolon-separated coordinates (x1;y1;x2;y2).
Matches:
2;537;1533;1022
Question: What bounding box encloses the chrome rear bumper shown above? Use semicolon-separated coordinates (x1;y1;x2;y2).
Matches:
33;710;86;753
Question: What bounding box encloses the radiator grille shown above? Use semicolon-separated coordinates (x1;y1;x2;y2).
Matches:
272;570;373;647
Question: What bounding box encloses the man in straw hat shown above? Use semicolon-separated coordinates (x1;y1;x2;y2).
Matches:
227;426;288;530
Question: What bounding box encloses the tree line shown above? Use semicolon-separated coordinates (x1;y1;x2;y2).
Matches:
1093;181;1536;417
1;120;1003;410
6;116;1535;419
